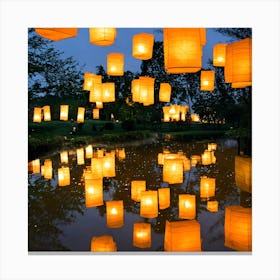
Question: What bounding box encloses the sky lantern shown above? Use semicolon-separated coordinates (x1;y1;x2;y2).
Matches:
96;101;103;109
132;33;154;60
213;43;227;67
107;53;124;76
131;79;140;102
159;83;171;102
93;108;99;119
89;28;116;46
191;113;200;123
208;143;217;151
139;76;154;106
200;70;215;91
162;106;171;122
131;180;146;202
106;200;124;228
102;82;115;102
164;220;202;251
77;107;85;123
163;28;206;73
224;206;252;251
85;145;93;159
182;156;191;171
91;158;103;179
76;147;85;165
207;200;219;212
83;72;102;91
85;178;103;208
140;190;158;218
33;107;42;123
60;151;68;164
35;28;78;41
90;235;117;252
158;188;170;210
58;167;70;187
163;158;183;184
133;222;151;248
179;194;196;219
235;156;252;193
89;83;103;103
60;105;68;121
200;176;216;198
42;105;51;121
180;105;189;121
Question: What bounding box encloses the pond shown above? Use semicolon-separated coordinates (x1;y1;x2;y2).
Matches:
28;138;251;252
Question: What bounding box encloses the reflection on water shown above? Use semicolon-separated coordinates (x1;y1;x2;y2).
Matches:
28;138;251;252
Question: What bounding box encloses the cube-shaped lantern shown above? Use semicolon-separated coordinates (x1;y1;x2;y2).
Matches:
85;178;103;208
96;101;103;109
158;188;170;210
35;28;78;41
93;108;99;119
83;72;102;91
201;150;215;165
60;105;69;121
139;76;154;106
140;190;158;218
163;158;183;184
179;194;196;219
159;83;171;102
33;107;42;123
200;70;215;91
132;33;154;60
131;180;146;202
43;159;52;179
31;159;40;174
77;107;85;123
235;156;252;193
42;105;51;121
60;151;69;164
76;147;85;165
131;79;140;102
91;158;103;179
207;200;219;212
85;145;93;159
58;167;70;187
102;82;115;102
89;28;116;46
133;222;151;248
89;83;103;103
191;113;200;123
107;53;124;76
200;177;216;198
102;154;116;177
213;43;227;67
208;143;217;151
191;155;201;167
116;148;126;160
90;235;117;252
106;200;124;228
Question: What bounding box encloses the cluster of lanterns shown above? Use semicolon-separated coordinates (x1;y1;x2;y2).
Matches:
162;104;189;122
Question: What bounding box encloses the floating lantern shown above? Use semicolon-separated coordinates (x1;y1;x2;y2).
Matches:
77;107;85;123
83;166;96;180
180;105;189;121
208;143;217;151
85;178;103;208
132;33;154;60
179;194;196;219
191;113;200;123
163;28;206;73
33;107;42;123
200;70;215;91
139;76;154;106
116;148;126;160
235;156;252;193
42;105;51;121
131;79;140;102
96;101;103;109
60;151;68;164
207;200;219;212
164;220;201;251
133;222;151;248
91;158;103;179
89;28;116;46
58;167;70;186
213;43;227;67
106;200;124;228
201;150;214;165
43;159;52;179
191;155;201;167
107;53;124;76
102;82;115;102
31;159;40;174
131;180;146;202
93;108;99;119
182;156;191;171
60;105;69;121
83;72;102;91
96;149;104;158
89;83;103;103
102;154;115;177
200;176;216;198
85;145;93;159
76;147;85;165
158;188;170;210
159;83;171;102
35;28;78;41
162;106;171;122
140;190;158;218
90;235;117;252
163;158;183;184
224;206;252;251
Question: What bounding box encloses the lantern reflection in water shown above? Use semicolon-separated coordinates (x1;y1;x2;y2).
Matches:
131;180;146;202
140;190;158;218
164;220;201;251
191;155;201;167
158;188;170;210
207;200;219;212
60;151;68;164
85;145;93;159
200;70;215;91
132;33;154;60
85;178;103;208
133;222;151;248
235;156;252;193
91;158;103;179
179;194;196;219
58;167;70;187
102;153;116;177
42;159;52;179
106;200;124;228
163;158;183;184
116;148;126;161
224;206;252;251
92;108;99;120
90;235;117;252
76;148;85;165
60;105;68;121
102;82;115;103
200;176;216;198
31;159;40;174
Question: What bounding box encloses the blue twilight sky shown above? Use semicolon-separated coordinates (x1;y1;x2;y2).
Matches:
51;28;233;74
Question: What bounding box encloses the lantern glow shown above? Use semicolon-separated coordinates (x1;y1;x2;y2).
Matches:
200;177;216;198
90;235;117;252
132;33;154;60
35;28;78;41
131;180;146;202
158;188;170;210
140;191;158;218
213;43;227;67
106;200;124;228
133;222;151;248
200;70;215;91
179;194;196;219
107;53;124;76
85;178;103;208
163;158;183;184
89;28;116;46
58;167;70;187
60;105;69;121
235;156;252;193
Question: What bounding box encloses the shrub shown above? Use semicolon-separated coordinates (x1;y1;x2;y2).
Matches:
103;122;115;130
121;119;135;131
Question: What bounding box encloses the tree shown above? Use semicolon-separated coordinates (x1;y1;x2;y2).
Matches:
215;28;252;40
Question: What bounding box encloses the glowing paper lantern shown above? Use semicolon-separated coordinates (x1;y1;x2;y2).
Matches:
163;158;183;184
180;105;189;121
116;148;126;160
60;151;68;164
139;76;154;106
90;83;103;102
131;180;146;202
96;101;103;109
131;79;140;102
91;158;103;179
179;194;196;219
85;178;103;208
200;176;216;198
162;106;171;122
164;220;201;251
224;206;252;251
42;105;51;121
158;188;170;210
83;72;102;91
58;167;70;186
93;108;99;119
159;83;171;102
213;43;227;67
200;70;215;91
85;145;93;159
89;28;116;46
208;143;217;151
107;53;124;76
235;156;252;193
35;28;78;41
133;222;151;248
60;105;69;121
140;190;158;218
90;235;117;252
76;147;85;165
207;200;219;212
191;113;200;123
31;159;40;174
106;200;124;228
182;156;191;171
43;159;52;179
102;154;116;177
77;107;85;123
102;83;115;102
132;33;154;60
163;28;206;73
191;155;201;167
33;107;42;123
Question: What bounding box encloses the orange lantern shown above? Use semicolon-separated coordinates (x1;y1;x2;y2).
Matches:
33;107;42;123
85;145;93;159
207;200;219;212
191;113;200;123
159;83;171;102
76;147;85;165
116;148;126;160
213;43;227;67
162;106;171;122
133;222;151;248
163;158;183;184
58;167;70;186
168;105;181;121
90;235;117;252
31;158;40;174
106;200;124;228
77;107;85;123
200;176;216;198
191;155;201;167
42;105;51;121
96;101;103;109
89;83;103;103
93;108;99;119
182;156;191;171
60;105;69;121
180;105;189;121
131;79;140;102
43;159;52;179
102;154;115;177
83;72;102;91
201;150;216;165
179;194;196;219
91;158;103;179
208;143;217;151
83;166;96;180
60;151;68;164
35;28;78;41
158;188;170;210
89;28;116;46
224;206;252;251
131;180;146;202
163;28;206;73
164;220;201;251
200;70;215;91
140;190;158;218
102;82;115;102
107;53;124;76
139;76;154;106
85;178;103;208
235;156;252;193
132;33;154;60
